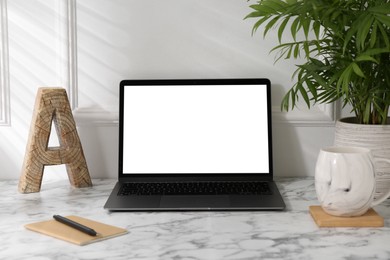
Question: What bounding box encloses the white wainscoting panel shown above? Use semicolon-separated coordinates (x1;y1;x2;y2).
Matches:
0;0;71;179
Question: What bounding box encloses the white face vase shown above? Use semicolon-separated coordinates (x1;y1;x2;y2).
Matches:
315;146;390;217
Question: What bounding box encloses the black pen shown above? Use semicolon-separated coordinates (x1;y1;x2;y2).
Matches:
53;215;97;236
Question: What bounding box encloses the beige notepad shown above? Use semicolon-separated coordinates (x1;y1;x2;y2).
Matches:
25;215;128;246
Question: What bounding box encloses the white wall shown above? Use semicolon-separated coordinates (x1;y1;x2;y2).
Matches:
0;0;338;180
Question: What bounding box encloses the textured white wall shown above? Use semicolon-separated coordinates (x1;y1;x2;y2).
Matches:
0;0;337;180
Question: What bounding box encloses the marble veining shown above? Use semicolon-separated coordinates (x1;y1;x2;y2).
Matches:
1;178;389;260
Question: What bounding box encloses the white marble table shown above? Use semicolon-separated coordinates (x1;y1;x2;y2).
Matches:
1;178;389;260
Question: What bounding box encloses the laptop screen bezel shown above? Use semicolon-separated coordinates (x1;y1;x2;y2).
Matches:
118;78;274;182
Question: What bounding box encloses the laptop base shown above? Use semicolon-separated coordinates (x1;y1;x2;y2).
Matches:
104;181;285;211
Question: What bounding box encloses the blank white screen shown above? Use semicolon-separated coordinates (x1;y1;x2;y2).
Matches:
122;84;269;173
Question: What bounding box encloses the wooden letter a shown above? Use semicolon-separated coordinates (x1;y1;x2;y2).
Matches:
19;87;92;193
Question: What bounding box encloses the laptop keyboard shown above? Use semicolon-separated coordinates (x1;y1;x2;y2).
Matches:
118;181;272;196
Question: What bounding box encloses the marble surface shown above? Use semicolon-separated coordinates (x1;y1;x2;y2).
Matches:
1;178;390;260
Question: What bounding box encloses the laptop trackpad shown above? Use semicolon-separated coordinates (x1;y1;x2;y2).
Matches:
160;195;230;209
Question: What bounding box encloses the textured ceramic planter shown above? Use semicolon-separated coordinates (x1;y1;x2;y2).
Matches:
334;117;390;201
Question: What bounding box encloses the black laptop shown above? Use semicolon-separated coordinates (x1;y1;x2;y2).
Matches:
104;78;285;211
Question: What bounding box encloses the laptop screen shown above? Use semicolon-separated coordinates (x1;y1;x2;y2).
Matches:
120;79;272;175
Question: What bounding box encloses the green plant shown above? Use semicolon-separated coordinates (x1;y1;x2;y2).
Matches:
246;0;390;124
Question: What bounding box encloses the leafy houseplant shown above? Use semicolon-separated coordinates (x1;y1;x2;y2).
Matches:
246;0;390;124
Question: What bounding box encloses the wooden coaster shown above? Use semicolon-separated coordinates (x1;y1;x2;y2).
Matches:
309;206;384;227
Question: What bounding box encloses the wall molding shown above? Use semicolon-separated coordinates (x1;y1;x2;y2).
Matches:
272;103;337;126
72;107;118;126
65;0;118;126
64;1;337;127
0;0;10;126
66;0;78;110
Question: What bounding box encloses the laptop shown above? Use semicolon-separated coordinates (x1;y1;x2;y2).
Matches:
104;78;285;211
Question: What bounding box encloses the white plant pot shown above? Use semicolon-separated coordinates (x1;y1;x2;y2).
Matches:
334;117;390;201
